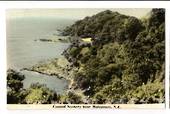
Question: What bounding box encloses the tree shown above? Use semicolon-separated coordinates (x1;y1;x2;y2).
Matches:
25;83;57;104
7;69;59;104
7;69;26;104
60;91;82;104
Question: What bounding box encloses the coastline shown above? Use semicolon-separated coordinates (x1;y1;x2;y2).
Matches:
21;56;75;90
21;54;88;103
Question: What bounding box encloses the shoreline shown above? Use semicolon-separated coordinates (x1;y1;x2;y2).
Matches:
21;55;87;103
21;56;75;91
21;68;65;80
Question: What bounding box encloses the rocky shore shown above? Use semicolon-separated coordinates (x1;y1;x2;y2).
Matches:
22;56;78;89
34;37;70;43
22;57;69;77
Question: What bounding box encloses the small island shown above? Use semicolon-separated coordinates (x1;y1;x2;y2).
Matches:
34;37;70;43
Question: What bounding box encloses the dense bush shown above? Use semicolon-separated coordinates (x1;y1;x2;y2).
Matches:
63;9;165;104
7;69;59;104
7;69;26;104
25;83;58;104
60;91;83;104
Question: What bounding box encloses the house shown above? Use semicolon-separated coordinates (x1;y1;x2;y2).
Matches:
79;38;92;46
81;38;92;43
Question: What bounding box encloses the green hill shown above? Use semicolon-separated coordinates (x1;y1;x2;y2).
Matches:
63;9;165;104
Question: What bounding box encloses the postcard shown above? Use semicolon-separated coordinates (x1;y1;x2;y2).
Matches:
6;8;165;109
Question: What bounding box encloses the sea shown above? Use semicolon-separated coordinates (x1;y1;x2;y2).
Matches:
7;17;75;94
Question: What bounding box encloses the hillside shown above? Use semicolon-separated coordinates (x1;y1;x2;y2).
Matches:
62;9;165;104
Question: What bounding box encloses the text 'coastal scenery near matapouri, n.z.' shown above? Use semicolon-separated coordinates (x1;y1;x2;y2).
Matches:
7;8;165;105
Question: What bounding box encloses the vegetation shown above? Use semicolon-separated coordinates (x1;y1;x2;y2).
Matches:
59;91;83;104
7;69;27;104
63;9;165;104
25;83;59;104
7;69;59;104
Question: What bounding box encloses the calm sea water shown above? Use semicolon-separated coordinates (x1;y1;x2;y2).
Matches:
7;17;74;93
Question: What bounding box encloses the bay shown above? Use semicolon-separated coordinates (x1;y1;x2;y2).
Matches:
7;17;74;94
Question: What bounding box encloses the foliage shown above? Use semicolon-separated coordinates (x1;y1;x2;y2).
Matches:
7;69;25;92
129;81;164;104
7;69;26;104
63;9;165;104
60;91;83;104
7;69;59;104
25;83;58;104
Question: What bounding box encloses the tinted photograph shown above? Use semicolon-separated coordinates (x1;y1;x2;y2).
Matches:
6;8;165;108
